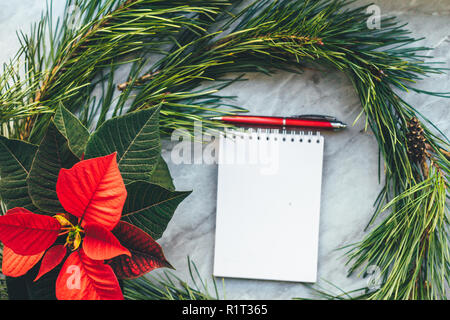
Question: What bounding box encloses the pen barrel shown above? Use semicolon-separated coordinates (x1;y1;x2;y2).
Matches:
219;116;334;128
284;118;333;128
220;116;284;126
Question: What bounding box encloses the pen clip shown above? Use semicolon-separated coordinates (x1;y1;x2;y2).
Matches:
291;114;337;121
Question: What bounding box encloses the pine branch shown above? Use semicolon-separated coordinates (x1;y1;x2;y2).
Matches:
116;0;448;139
123;258;221;300
346;170;448;299
0;0;235;140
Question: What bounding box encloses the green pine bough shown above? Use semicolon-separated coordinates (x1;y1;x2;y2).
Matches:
0;0;448;300
123;257;222;300
0;0;237;142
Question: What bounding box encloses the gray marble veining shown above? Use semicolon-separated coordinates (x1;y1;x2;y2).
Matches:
1;0;449;299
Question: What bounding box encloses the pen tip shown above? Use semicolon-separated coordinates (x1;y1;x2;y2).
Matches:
332;122;347;129
208;117;222;121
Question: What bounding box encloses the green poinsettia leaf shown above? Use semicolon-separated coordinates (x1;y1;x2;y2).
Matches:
84;107;161;184
6;262;59;300
149;155;175;191
121;181;191;240
26;265;60;300
53;104;90;158
27;121;79;214
0;136;38;211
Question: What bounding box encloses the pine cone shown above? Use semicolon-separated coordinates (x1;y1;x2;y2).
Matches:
406;117;426;163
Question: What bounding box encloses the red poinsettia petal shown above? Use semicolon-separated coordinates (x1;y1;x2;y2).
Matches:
55;249;123;300
2;246;44;277
6;207;34;215
34;245;67;282
0;208;60;255
82;224;130;261
107;221;172;279
56;152;127;230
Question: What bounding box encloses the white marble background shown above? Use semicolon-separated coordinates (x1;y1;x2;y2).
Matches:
1;0;449;299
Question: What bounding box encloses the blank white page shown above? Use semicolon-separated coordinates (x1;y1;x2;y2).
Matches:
213;129;324;283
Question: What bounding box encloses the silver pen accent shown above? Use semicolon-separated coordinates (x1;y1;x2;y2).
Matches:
331;122;347;129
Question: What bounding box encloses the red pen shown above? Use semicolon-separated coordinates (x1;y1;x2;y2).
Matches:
210;114;347;130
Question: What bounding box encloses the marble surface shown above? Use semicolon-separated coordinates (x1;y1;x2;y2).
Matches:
1;1;449;299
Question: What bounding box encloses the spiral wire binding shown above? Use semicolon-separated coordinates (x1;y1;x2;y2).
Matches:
222;127;323;144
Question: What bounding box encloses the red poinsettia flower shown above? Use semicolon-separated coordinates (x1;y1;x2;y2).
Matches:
0;152;170;300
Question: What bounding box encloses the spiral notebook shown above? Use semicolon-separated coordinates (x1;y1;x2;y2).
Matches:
213;128;324;283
